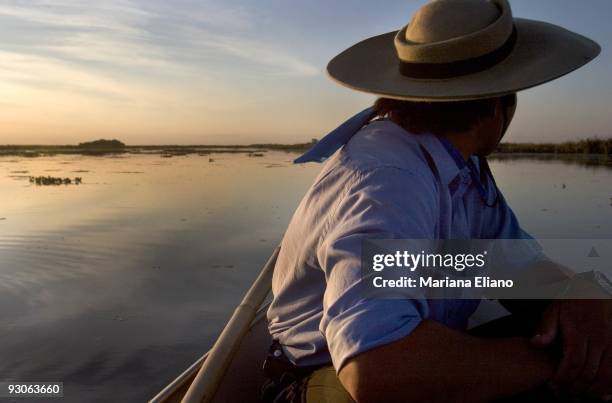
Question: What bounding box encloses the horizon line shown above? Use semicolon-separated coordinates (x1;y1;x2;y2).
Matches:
1;137;612;148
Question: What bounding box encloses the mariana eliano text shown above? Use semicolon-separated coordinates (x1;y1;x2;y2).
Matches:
373;276;514;289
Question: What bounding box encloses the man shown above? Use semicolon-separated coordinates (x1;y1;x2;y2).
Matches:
265;0;610;401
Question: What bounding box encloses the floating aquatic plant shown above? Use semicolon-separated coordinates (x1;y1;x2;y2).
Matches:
29;176;83;186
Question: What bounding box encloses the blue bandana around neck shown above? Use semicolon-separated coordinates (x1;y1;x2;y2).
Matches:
294;107;376;164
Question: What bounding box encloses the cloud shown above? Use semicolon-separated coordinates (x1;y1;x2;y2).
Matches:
174;25;320;77
0;0;325;143
0;49;130;101
0;0;319;103
0;1;150;34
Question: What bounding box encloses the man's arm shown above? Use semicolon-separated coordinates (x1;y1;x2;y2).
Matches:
499;259;612;399
530;280;612;399
339;319;555;403
499;259;570;316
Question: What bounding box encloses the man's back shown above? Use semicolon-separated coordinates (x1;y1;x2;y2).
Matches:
266;119;525;370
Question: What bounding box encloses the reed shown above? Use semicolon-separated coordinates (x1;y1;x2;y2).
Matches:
497;137;611;155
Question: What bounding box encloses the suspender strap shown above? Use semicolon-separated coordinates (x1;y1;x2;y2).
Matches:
419;144;441;182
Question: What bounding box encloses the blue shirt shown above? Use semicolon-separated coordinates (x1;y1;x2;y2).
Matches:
267;110;541;372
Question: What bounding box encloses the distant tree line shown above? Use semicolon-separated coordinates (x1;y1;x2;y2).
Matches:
77;139;125;149
497;137;611;155
1;137;610;156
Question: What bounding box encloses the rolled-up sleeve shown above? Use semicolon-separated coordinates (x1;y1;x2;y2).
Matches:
316;166;438;371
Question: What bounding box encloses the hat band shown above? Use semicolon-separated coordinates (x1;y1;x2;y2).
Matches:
399;25;517;79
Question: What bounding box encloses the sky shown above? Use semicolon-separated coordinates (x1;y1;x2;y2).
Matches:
0;0;611;145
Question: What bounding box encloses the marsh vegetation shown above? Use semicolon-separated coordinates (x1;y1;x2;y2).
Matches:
29;176;82;185
496;138;611;155
0;139;318;157
1;138;610;159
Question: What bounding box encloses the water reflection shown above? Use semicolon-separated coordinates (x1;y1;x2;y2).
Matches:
0;152;610;402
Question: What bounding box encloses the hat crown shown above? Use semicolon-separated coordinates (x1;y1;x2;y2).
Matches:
394;0;514;64
406;0;500;44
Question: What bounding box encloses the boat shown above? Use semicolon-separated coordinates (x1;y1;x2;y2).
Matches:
149;247;279;403
150;246;507;403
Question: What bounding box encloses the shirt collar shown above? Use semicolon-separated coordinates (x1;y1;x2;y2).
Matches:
410;131;468;189
436;135;467;170
294;108;466;188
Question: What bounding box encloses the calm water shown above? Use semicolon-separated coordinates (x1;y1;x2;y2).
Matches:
0;152;611;402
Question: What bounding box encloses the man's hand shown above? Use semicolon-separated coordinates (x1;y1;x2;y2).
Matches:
531;293;612;400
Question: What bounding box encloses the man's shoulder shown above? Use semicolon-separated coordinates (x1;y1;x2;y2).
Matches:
339;119;435;177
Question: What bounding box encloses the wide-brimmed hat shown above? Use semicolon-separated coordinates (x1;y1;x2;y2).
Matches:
327;0;600;101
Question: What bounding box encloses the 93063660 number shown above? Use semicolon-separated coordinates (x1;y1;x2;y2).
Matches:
1;382;63;397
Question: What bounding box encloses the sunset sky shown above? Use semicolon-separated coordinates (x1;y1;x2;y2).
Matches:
0;0;610;145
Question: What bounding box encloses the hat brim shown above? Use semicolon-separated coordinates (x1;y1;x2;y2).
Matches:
327;18;600;101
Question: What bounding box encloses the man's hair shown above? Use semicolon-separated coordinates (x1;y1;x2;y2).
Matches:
373;97;498;135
